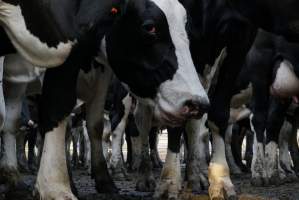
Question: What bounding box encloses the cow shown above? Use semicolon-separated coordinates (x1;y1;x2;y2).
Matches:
229;0;299;42
0;0;210;199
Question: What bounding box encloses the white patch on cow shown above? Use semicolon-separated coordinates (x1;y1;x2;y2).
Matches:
150;0;209;121
110;94;132;175
154;149;181;199
265;141;278;179
0;2;75;67
36;120;77;200
249;114;266;180
3;54;45;83
225;124;242;174
102;115;111;161
271;60;299;97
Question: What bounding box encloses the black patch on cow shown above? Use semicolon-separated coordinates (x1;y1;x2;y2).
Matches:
109;79;129;131
0;27;16;56
39;30;99;134
106;0;178;98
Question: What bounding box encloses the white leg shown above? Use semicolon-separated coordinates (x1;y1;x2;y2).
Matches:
250;115;266;186
208;121;236;200
154;149;181;199
110;95;132;179
35;120;77;200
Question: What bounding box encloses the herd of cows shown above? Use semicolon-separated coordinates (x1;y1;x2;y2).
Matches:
0;0;299;199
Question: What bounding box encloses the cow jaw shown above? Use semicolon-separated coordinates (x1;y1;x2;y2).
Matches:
271;60;299;98
0;2;75;67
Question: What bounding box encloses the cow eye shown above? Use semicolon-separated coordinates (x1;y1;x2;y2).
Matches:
142;20;156;35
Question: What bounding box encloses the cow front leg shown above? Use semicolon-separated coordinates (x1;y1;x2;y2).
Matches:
154;127;182;200
185;116;209;193
110;95;132;180
135;104;156;192
278;121;297;182
35;120;77;200
208;122;237;200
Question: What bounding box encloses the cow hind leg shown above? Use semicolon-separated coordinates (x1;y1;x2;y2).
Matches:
35;120;77;200
149;128;163;169
278;121;297;182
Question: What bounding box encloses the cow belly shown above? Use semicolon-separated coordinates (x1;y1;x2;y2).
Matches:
0;2;74;67
271;60;299;98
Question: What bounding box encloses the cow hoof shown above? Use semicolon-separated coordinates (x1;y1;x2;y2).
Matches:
208;163;236;200
150;150;163;169
34;185;78;200
110;166;129;181
0;166;20;186
136;175;156;192
153;179;180;200
250;177;264;187
268;175;283;186
187;172;209;193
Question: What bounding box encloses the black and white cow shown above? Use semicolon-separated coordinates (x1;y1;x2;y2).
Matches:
241;29;299;186
0;0;210;199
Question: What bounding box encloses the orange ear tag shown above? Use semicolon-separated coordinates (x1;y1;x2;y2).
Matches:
111;7;118;15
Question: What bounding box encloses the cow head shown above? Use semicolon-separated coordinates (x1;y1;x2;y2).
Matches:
105;0;210;126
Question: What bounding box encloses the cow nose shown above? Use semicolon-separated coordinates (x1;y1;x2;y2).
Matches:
181;98;210;119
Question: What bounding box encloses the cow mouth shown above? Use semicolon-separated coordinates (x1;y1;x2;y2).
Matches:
156;105;204;127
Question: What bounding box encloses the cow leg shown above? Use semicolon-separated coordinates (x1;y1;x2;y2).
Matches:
290;110;299;175
185;116;209;193
126;114;142;171
154;127;183;200
82;121;91;173
225;124;242;175
35;119;77;200
16;130;29;173
278;121;297;182
264;98;289;186
71;128;79;168
0;81;27;187
110;95;132;180
85;72;117;193
102;117;111;162
149;128;163;169
207;122;236;200
28;127;38;173
135;104;156;192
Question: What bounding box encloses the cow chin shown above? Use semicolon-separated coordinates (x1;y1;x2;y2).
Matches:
153;105;186;127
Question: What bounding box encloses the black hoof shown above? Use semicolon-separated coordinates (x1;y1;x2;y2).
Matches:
136;178;156;192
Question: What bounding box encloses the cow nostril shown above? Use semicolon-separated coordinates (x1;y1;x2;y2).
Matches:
183;99;210;116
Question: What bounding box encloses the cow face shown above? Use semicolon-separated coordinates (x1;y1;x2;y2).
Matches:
106;0;210;126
